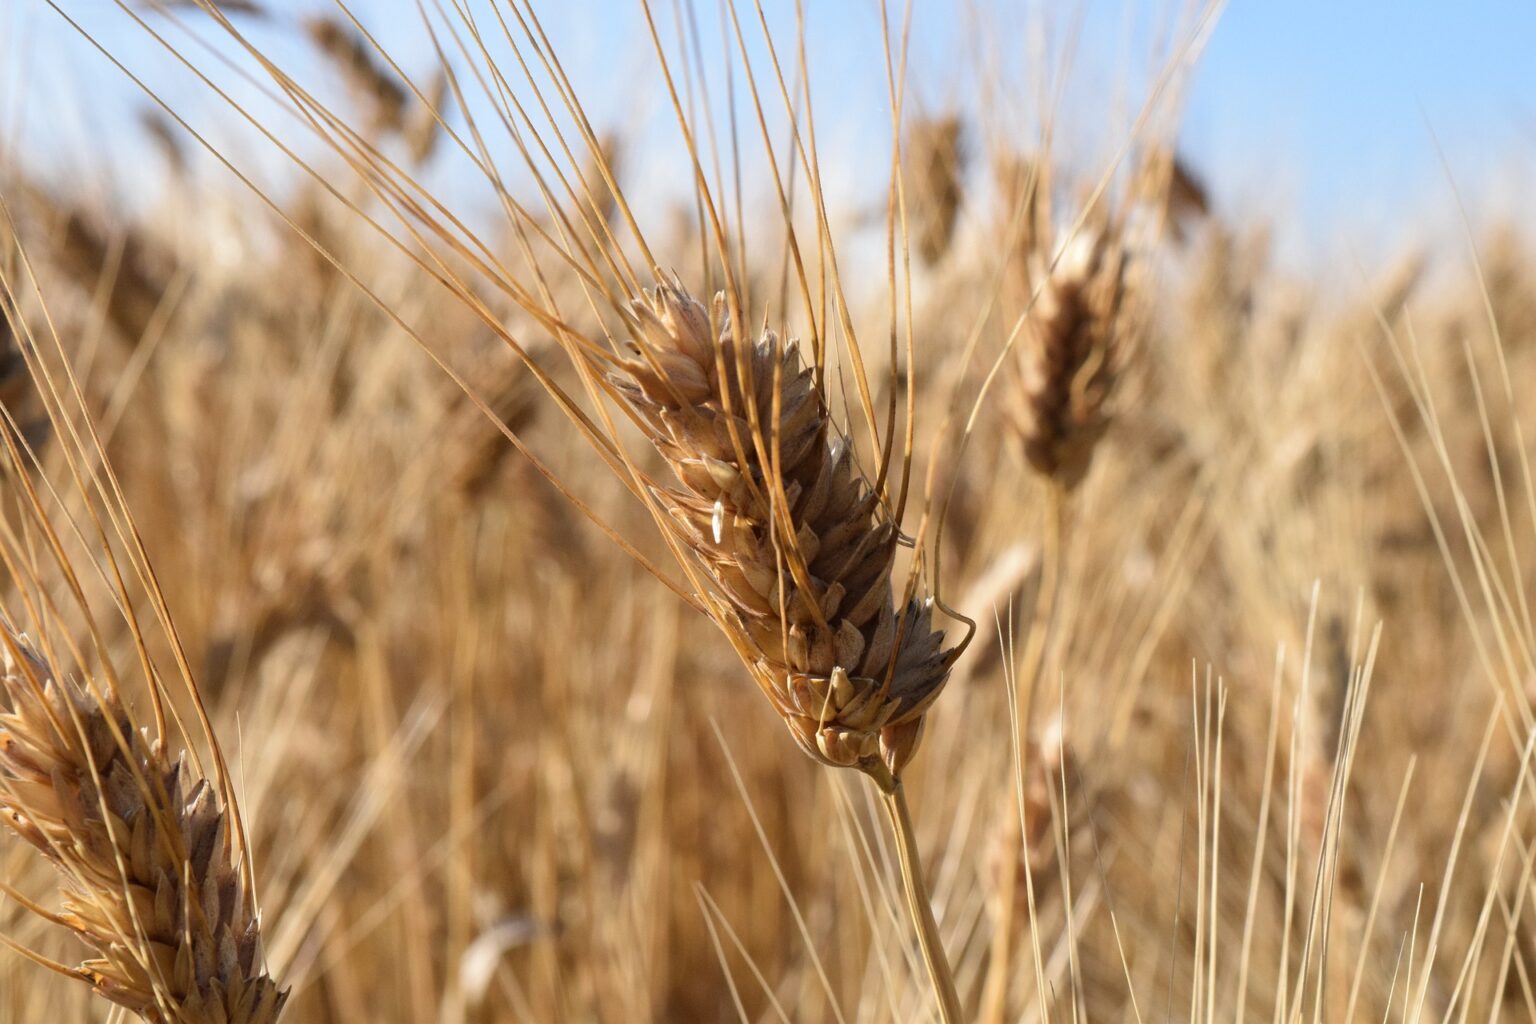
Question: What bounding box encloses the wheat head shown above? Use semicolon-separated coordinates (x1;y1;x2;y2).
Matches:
908;115;965;266
613;275;956;785
1013;231;1128;489
0;635;286;1024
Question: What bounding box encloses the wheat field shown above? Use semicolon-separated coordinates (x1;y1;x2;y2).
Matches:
0;2;1533;1021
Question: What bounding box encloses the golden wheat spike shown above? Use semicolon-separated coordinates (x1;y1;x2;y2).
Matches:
0;636;287;1024
613;274;956;783
907;115;965;267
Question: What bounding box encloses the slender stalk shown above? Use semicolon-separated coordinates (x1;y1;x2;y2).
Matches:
1019;483;1066;735
881;777;962;1024
980;481;1066;1024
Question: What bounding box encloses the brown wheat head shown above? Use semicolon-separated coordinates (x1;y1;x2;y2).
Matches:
304;15;409;136
611;275;956;786
907;115;966;267
0;635;287;1023
1012;231;1129;489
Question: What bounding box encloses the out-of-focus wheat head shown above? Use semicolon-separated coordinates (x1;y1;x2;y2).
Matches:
0;636;286;1023
985;713;1081;919
1012;229;1129;489
907;115;965;266
614;275;955;784
304;14;408;137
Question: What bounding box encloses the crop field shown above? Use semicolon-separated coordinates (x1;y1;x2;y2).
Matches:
0;2;1534;1022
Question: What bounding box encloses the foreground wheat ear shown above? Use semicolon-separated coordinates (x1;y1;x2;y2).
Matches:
0;634;287;1024
615;275;957;787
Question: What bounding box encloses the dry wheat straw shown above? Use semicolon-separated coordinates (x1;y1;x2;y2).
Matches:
0;636;286;1023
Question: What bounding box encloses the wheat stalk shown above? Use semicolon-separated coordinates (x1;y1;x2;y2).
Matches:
0;633;287;1023
984;226;1130;1022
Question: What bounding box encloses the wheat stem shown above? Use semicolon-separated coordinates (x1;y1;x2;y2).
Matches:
881;778;962;1024
1019;483;1066;737
980;480;1065;1024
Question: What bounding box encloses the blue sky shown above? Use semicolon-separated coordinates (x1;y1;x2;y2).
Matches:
1183;1;1536;247
10;1;1536;262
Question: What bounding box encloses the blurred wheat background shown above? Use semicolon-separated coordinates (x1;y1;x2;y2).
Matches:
1;1;1535;1021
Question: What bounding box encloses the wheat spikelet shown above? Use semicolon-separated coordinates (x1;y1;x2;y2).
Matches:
0;635;287;1023
613;275;955;783
1012;231;1128;489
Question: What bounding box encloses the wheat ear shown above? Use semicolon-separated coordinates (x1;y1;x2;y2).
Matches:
908;115;965;267
1013;230;1127;490
615;275;956;783
0;635;287;1023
